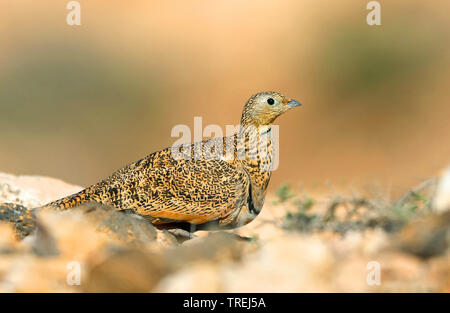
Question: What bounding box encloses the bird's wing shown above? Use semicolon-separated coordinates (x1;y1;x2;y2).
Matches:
98;149;250;226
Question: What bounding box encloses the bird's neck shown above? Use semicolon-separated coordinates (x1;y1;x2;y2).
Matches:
235;124;274;188
231;124;273;212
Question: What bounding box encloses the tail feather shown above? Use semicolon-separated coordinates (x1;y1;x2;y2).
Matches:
42;187;94;210
0;181;111;239
0;185;98;238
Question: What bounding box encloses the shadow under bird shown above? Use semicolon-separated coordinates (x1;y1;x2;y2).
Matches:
0;91;301;238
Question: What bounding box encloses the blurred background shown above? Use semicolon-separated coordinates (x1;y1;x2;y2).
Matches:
0;0;449;198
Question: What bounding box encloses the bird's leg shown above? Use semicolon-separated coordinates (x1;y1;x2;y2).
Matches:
167;228;197;245
167;228;196;239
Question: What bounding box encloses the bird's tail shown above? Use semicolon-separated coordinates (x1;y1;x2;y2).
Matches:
41;186;96;211
0;185;99;238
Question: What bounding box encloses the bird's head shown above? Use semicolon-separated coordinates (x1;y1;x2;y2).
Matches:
240;91;301;127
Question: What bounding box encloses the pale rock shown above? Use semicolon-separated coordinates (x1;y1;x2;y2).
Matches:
84;247;166;292
361;229;389;256
222;235;334;292
333;257;373;292
0;172;82;208
434;166;450;213
0;222;20;253
154;261;222;292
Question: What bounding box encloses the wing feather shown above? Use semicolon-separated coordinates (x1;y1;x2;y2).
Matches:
99;148;250;226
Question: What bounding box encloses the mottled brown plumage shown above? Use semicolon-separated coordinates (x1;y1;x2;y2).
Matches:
0;91;301;237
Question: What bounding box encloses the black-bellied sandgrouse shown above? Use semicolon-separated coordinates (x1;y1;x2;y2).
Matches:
0;91;301;238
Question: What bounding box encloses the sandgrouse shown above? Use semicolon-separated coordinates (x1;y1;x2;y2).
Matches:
0;91;301;238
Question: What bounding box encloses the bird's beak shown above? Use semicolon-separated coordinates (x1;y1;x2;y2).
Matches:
287;99;302;108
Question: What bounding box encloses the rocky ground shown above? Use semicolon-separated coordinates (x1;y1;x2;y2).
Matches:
0;170;449;292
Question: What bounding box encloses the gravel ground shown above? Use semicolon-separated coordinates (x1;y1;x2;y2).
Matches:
0;171;449;292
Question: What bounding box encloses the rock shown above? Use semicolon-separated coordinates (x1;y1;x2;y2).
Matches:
75;203;158;246
84;246;167;292
0;203;36;239
396;211;450;259
0;204;162;292
434;166;450;213
0;222;20;254
1;172;449;292
0;172;82;208
376;252;427;292
333;256;373;292
427;254;450;292
155;229;179;247
221;235;334;292
165;232;248;269
154;261;222;292
30;209;112;262
0;255;77;292
29;220;59;257
361;229;390;256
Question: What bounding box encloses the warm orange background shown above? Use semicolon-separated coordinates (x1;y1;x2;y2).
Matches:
1;1;449;198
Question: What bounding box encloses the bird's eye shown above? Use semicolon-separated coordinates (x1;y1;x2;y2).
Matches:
267;98;275;105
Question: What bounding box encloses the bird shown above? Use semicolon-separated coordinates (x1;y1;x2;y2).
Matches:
0;91;301;238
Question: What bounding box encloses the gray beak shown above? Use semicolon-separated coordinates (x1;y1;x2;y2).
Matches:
287;99;302;108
